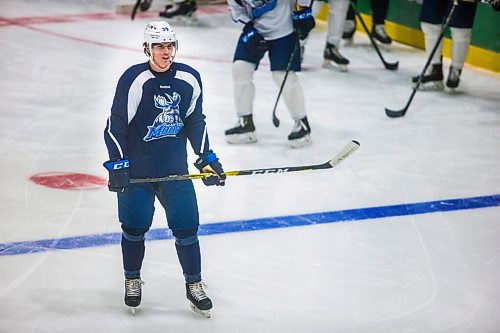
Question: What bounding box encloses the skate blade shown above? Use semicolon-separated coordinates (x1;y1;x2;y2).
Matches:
414;81;444;91
322;60;348;72
190;302;211;318
446;87;463;95
342;38;354;46
128;306;140;315
289;134;312;148
226;132;257;144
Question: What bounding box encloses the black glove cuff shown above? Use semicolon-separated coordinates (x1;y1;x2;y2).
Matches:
243;21;254;33
194;150;218;171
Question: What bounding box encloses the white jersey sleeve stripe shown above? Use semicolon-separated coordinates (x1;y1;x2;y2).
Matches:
175;70;201;118
127;70;155;124
200;125;208;154
106;116;124;159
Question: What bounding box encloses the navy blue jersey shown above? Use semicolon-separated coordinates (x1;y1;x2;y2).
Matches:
104;62;211;178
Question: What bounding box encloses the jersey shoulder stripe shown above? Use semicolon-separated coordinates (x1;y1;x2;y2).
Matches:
127;70;155;124
173;63;202;118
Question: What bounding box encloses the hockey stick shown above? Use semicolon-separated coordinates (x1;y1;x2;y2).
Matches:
131;0;142;20
130;140;360;183
385;1;458;118
271;33;301;128
131;0;153;20
350;1;398;71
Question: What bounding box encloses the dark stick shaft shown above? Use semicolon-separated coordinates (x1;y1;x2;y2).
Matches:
131;0;141;20
350;2;398;70
271;34;300;127
385;2;458;117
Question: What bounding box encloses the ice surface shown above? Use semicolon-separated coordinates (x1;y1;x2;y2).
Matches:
0;1;499;332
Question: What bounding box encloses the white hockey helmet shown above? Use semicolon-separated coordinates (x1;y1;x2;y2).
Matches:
144;20;178;47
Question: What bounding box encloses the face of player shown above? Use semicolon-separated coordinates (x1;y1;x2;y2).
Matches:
150;42;176;72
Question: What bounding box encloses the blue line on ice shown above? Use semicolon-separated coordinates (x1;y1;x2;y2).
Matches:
1;194;499;256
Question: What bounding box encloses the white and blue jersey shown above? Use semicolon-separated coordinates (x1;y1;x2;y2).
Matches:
228;0;312;41
104;62;211;178
228;0;295;41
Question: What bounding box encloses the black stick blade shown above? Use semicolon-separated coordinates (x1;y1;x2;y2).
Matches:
385;107;407;118
384;60;399;71
272;115;280;128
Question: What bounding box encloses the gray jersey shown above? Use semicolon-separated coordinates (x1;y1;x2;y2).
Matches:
228;0;296;41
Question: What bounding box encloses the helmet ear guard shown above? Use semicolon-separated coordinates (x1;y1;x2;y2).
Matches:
143;42;150;57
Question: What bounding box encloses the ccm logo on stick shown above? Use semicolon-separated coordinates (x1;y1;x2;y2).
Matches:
251;168;289;174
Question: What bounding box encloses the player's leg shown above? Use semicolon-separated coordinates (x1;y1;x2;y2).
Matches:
117;184;156;313
412;0;448;90
447;1;478;88
171;227;212;317
157;181;211;317
343;0;357;41
323;0;350;70
300;0;326;62
225;37;266;144
326;0;351;56
268;33;311;148
371;0;392;44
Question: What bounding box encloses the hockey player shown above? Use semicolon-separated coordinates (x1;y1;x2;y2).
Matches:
412;0;478;90
132;0;197;22
160;0;197;21
308;0;351;71
342;0;393;45
225;0;316;148
103;20;225;318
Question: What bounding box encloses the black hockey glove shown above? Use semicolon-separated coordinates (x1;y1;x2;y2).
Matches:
292;7;315;40
194;150;226;186
103;159;130;193
240;21;268;55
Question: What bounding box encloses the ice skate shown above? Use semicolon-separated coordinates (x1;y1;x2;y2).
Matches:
371;24;392;45
186;281;212;318
412;63;444;91
446;66;462;89
124;278;144;315
225;115;257;144
159;0;197;25
342;20;356;45
288;116;312;148
322;42;349;72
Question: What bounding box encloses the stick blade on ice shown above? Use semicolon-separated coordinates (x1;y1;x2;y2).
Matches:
328;140;360;168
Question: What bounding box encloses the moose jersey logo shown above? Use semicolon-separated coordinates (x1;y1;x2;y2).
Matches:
143;92;184;141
